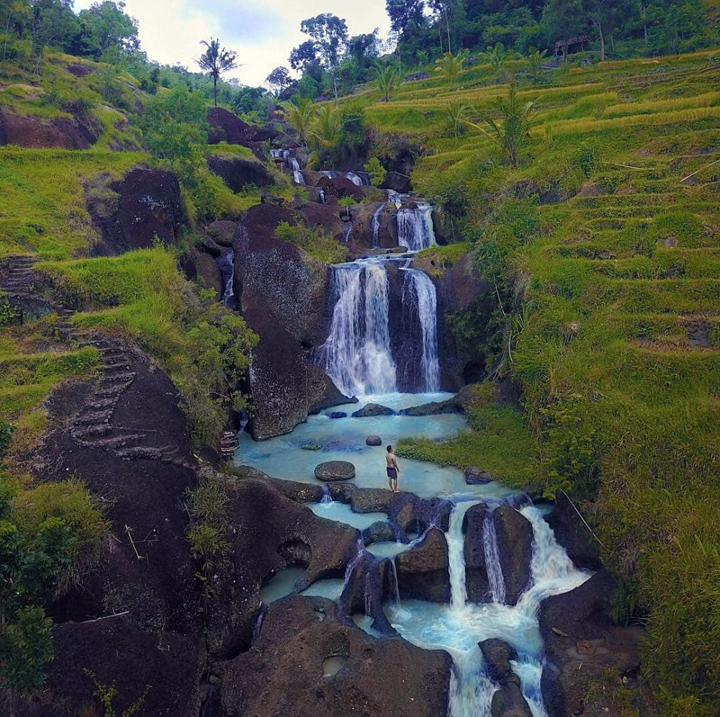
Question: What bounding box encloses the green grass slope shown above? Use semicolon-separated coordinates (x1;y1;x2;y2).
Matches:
369;51;719;713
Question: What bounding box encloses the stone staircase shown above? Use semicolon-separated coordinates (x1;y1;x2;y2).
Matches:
2;253;193;470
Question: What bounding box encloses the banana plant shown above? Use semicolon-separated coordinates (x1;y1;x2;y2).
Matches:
281;97;317;149
435;51;465;87
375;65;401;102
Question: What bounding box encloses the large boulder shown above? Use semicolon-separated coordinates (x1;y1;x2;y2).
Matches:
491;683;534;717
207;107;251;144
180;246;223;296
399;397;462;416
479;639;520;686
389;493;453;537
204;478;359;658
296;201;345;240
381;171;412;194
219;594;452;717
493;505;533;606
14;619;203;717
540;571;642;717
317;174;365;202
0;107;100;149
352;403;394;417
344;201;398;250
463;505;532;606
207;155;274;192
235;204;345;439
395;528;450;602
315;460;356;482
545;492;602;570
89;168;186;255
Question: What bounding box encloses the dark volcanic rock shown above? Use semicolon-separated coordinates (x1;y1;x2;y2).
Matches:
395;528;450;602
207;155;274;192
317;174;365;202
205;479;359;658
297;201;345;239
182;246;223;295
15;619;203;717
494;506;533;606
236;204;334;439
0;107;100;149
390;493;452;537
329;411;347;419
465;467;494;485
491;683;533;717
366;435;382;446
399;398;461;416
381;170;412;193
90;168;186;255
362;520;397;545
463;504;491;602
463;505;532;606
67;62;95;77
238;468;324;503
207;107;251;144
540;571;643;717
207;219;238;246
545;492;602;570
315;460;356;482
479;639;520;686
351;403;395;417
219;595;452;717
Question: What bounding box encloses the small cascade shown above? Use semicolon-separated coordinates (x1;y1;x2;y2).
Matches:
252;604;267;643
345;171;364;187
482;514;507;604
386;189;403;208
293;170;305;185
289;157;301;172
402;268;440;392
397;202;437;252
320;485;333;504
388;558;400;607
448;502;479;610
341;208;353;243
316;259;397;396
217;249;236;309
370;204;385;247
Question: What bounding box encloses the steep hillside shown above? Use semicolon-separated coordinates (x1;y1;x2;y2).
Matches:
355;50;719;713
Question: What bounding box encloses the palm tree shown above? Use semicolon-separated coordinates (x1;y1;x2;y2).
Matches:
375;65;401;102
197;38;238;107
311;105;341;149
482;43;509;80
435;51;464;87
446;102;470;139
465;79;539;167
526;49;548;83
282;97;317;149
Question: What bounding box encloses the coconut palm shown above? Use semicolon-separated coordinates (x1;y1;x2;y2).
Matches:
526;49;548;83
446;102;470;139
375;65;401;102
465;79;539;167
282;97;317;149
435;51;464;87
312;104;341;148
197;38;238;107
482;43;509;80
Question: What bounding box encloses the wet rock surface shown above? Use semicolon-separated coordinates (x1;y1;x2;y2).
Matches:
491;683;534;717
351;403;395;417
362;520;397;545
493;506;533;606
398;397;462;416
205;478;359;658
207;155;274;192
465;466;495;484
396;528;450;602
545;492;602;570
219;594;452;717
315;460;356;482
479;639;520;686
366;434;383;446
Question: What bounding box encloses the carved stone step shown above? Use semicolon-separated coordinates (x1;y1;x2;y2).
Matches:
74;410;114;426
71;425;113;440
116;446;163;461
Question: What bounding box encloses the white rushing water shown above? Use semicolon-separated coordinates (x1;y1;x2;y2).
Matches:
483;514;507;605
316;259;397;397
371;204;385;247
402;267;441;392
385;501;590;717
397;202;437;251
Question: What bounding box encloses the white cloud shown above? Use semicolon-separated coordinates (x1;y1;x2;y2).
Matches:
73;0;391;86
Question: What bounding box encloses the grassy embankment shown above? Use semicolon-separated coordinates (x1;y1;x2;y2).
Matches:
359;51;719;713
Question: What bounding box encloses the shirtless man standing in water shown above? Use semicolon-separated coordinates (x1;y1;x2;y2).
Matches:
386;445;400;493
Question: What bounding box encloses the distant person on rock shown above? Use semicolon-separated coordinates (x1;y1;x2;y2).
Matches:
386;445;400;493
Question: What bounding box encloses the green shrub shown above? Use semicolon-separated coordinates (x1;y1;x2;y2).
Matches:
363;156;387;187
275;221;345;264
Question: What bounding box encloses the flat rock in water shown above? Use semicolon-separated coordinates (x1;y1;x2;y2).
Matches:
465;466;494;484
329;411;347;419
314;460;356;482
399;399;461;416
366;435;382;446
352;403;395;418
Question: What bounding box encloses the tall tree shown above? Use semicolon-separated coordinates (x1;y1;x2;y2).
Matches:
386;0;426;37
78;0;139;60
196;37;238;107
298;14;348;103
265;65;292;96
542;0;585;58
582;0;623;61
28;0;79;72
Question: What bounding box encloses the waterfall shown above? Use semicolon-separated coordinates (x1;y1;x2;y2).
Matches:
397;202;437;252
371;204;385;247
218;249;236;309
448;502;479;610
483;514;507;604
252;604;267;643
320;485;332;504
345;172;364;186
402;268;441;392
289;157;301;172
388;559;400;607
316;259;397;397
293;170;305;185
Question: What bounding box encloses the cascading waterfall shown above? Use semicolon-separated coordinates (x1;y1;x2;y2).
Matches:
397;202;437;251
482;515;507;604
316;259;397;397
402;268;440;392
371;204;385;247
217;249;236;308
320;484;332;504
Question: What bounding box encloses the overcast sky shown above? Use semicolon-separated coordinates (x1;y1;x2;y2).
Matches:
73;0;391;87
